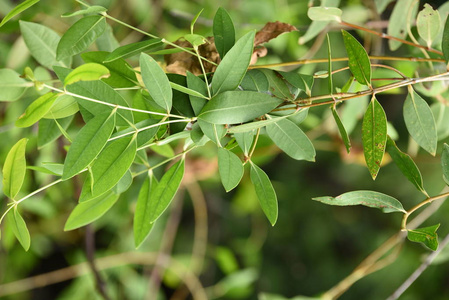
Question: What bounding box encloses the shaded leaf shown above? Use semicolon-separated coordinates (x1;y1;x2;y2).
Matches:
213;7;235;59
64;192;119;231
254;21;298;46
299;0;341;44
170;81;208;99
386;136;427;195
2;138;28;199
403;89;437;156
234;131;254;155
211;31;255;95
198;91;283;124
62;110;116;180
387;0;418;50
38;116;73;148
147;159;185;223
313;190;406;213
442;144;449;185
331;106;351;153
0;69;28;102
64;63;110;86
430;102;449;140
443;15;449;63
218;148;244;192
104;38;162;62
417;4;441;48
62;6;107;18
250;162;278;226
16;93;58;127
341;30;371;87
408;224;440;251
260;69;294;100
266;118;315;161
0;0;39;28
134;175;158;248
362;97;387;179
240;69;269;92
307;7;342;22
186;71;208;115
7;207;31;251
56;15;106;60
198;119;226;145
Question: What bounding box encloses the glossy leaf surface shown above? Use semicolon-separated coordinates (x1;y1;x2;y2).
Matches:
16;93;58;127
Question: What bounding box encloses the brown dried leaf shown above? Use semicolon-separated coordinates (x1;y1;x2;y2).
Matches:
254;21;298;46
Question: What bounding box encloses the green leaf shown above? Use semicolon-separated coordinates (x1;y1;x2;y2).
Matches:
7;207;31;251
184;33;207;48
147;159;185;223
387;0;418;51
250;162;278;226
442;144;449;185
327;34;333;94
79;134;137;202
112;169;133;194
62;6;107;18
38;116;73;148
213;7;235;59
211;31;255;95
431;102;449;141
197;119;226;145
403;89;437;156
198;91;283;124
62;110;116;180
362;97;387;180
442;16;449;63
43;94;79;119
170;81;208;99
386;136;427;195
134;175;157;248
140;53;172;112
0;69;28;102
56;15;106;60
104;39;162;63
407;224;440;251
417;4;441;48
64;192;119;231
187;71;208;115
16;93;58;127
228;116;287;133
299;0;341;44
266;118;315;161
234;131;254;155
331;106;351;153
259;69;295;100
64;63;110;86
341;30;371;87
277;72;313;96
374;0;394;14
307;7;342;22
0;0;39;28
218;148;244;192
2;138;28;199
20;21;71;69
313;190;406;213
240;69;269;92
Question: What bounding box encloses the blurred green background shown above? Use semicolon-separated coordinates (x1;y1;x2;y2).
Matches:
1;0;449;299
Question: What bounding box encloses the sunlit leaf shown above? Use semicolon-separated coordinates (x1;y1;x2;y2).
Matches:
64;63;110;86
386;136;427;195
7;207;31;251
56;15;106;60
104;39;162;62
341;30;371;87
331;106;351;153
403;89;437;156
2;138;28;199
250;162;278;226
0;0;39;28
218;148;244;192
313;190;406;213
213;7;235;59
362;97;387;180
134;174;157;248
64;192;119;231
0;69;28;102
307;7;342;22
408;224;440;251
16;93;58;127
43;94;79;119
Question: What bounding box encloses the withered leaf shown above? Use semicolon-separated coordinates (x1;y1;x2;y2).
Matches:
254;21;298;46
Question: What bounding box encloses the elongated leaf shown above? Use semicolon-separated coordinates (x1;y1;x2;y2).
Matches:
260;69;294;100
228;116;287;133
134;175;157;248
327;34;333;94
234;131;254;155
266;119;315;161
187;71;208;115
0;0;39;28
2;138;28;199
341;30;371;87
16;93;58;127
7;207;31;251
403;89;437;156
43;94;79;119
240;69;269;92
299;0;341;44
386;137;427;195
38;116;73;148
362;98;387;179
104;39;162;62
20;21;71;69
250;162;278;226
147;159;185;223
64;192;119;231
443;16;449;64
407;224;440;251
387;0;418;50
331;106;351;153
213;7;235;59
112;169;133;194
64;63;109;86
62;110;116;180
79;134;137;202
56;15;106;60
442;144;449;185
199;91;283;124
170;81;208;99
62;6;107;18
431;102;449;141
0;69;28;102
313;191;406;213
197;119;226;145
218;148;244;192
308;7;342;21
417;4;441;48
140;53;172;112
211;31;255;95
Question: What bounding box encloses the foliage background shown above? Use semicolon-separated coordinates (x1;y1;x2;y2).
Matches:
0;0;449;299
